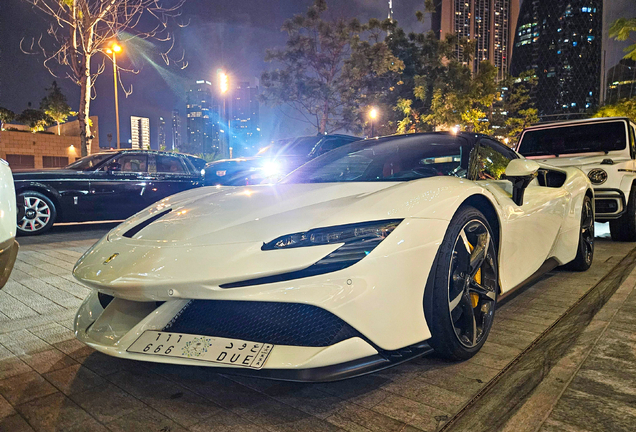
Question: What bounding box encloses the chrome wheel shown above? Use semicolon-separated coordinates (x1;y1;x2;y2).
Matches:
447;219;498;348
19;196;51;233
581;198;594;266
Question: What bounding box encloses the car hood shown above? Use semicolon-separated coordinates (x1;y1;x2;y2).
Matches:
109;182;407;246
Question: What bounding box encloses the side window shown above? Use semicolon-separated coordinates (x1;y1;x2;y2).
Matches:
469;139;516;181
630;125;636;159
156;155;186;174
111;154;148;173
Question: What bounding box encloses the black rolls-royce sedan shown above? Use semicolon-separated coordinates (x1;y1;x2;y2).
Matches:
13;150;206;235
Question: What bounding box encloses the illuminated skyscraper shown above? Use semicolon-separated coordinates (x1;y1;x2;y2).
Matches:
510;0;603;118
158;117;166;150
436;0;520;80
186;80;220;155
171;109;181;151
605;59;636;105
130;116;150;150
230;80;261;156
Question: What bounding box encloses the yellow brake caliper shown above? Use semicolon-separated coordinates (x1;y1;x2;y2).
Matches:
468;242;481;308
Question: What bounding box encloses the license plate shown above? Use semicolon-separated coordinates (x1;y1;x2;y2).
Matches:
127;331;273;369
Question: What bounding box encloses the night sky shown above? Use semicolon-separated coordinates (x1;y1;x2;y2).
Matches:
0;0;632;148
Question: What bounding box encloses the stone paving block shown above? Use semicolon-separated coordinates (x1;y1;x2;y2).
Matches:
0;394;16;419
0;291;39;320
189;410;266;432
372;393;449;432
326;403;409;432
0;329;51;356
26;323;75;345
0;413;35;431
69;383;145;423
313;374;391;409
19;348;77;374
37;275;90;298
53;338;95;360
75;352;139;376
547;387;636;432
105;406;188;432
417;367;485;395
16;392;96;432
43;364;107;396
0;371;58;405
27;251;75;271
380;377;469;415
0;355;33;381
486;327;540;352
15;256;68;277
264;415;345;432
1;281;66;315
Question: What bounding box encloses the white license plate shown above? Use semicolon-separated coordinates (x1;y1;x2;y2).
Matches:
127;331;273;369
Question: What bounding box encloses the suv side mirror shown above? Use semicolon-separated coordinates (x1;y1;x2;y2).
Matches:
505;159;539;206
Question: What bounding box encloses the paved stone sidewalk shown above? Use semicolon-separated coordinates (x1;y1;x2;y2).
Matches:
0;233;633;432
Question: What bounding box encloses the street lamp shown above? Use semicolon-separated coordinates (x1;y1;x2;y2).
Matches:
369;107;378;137
106;42;123;149
218;70;230;158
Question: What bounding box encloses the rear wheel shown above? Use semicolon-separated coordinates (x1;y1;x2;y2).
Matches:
610;185;636;241
425;206;498;361
565;195;594;271
16;191;57;236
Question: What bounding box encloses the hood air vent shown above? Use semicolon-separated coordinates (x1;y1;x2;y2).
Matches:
123;209;172;238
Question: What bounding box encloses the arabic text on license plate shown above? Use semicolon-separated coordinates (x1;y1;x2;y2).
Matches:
127;331;273;369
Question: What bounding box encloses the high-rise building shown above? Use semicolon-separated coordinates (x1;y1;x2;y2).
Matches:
230;80;261;157
510;0;603;119
605;59;636;105
158;117;166;150
130;116;150;150
171;109;182;151
436;0;520;80
186;80;220;155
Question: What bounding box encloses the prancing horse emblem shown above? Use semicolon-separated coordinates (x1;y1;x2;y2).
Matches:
103;253;119;264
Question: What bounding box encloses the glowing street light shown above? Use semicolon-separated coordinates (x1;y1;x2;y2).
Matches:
218;70;230;157
218;71;229;94
368;107;379;137
106;42;123;149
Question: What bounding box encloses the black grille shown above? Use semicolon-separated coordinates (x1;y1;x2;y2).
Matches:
162;300;361;347
595;199;619;214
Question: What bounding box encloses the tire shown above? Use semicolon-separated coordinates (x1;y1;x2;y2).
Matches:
565;195;594;271
424;206;499;361
16;191;57;236
610;185;636;241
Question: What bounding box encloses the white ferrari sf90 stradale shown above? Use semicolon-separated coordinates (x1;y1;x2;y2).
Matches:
73;132;594;381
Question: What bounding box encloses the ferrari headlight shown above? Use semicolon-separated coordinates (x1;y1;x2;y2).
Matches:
262;219;402;268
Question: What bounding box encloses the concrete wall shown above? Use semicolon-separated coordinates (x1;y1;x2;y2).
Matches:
0;117;100;169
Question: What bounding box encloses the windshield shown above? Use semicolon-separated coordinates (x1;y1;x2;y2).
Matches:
65;153;114;170
282;136;323;157
518;121;627;157
282;134;468;184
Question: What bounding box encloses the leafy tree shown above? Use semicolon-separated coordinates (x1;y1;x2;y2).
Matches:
609;18;636;60
593;97;636;123
0;108;15;130
260;0;402;134
40;81;75;135
16;109;52;132
22;0;187;156
491;71;539;140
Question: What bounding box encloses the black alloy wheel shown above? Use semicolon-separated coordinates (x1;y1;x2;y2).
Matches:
425;206;499;360
566;195;594;271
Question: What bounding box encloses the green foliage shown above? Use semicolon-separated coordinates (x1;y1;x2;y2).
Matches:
260;0;403;134
40;81;75;134
16;109;52;132
593;98;636;123
609;18;636;61
0;107;15;129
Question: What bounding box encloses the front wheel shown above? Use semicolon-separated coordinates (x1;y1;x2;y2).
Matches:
16;191;57;236
610;185;636;241
565;195;594;271
425;206;499;361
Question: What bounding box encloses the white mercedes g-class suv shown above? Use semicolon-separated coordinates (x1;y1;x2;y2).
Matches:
517;117;636;241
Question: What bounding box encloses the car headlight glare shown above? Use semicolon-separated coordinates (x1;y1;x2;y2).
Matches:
262;220;402;267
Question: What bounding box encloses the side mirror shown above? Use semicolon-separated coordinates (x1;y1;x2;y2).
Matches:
505;159;539;206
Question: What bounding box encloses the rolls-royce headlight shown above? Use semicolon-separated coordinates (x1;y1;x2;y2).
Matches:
588;168;608;185
262;219;402;267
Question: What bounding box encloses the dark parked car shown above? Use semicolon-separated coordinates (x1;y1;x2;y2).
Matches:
205;134;362;185
13;150;206;235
